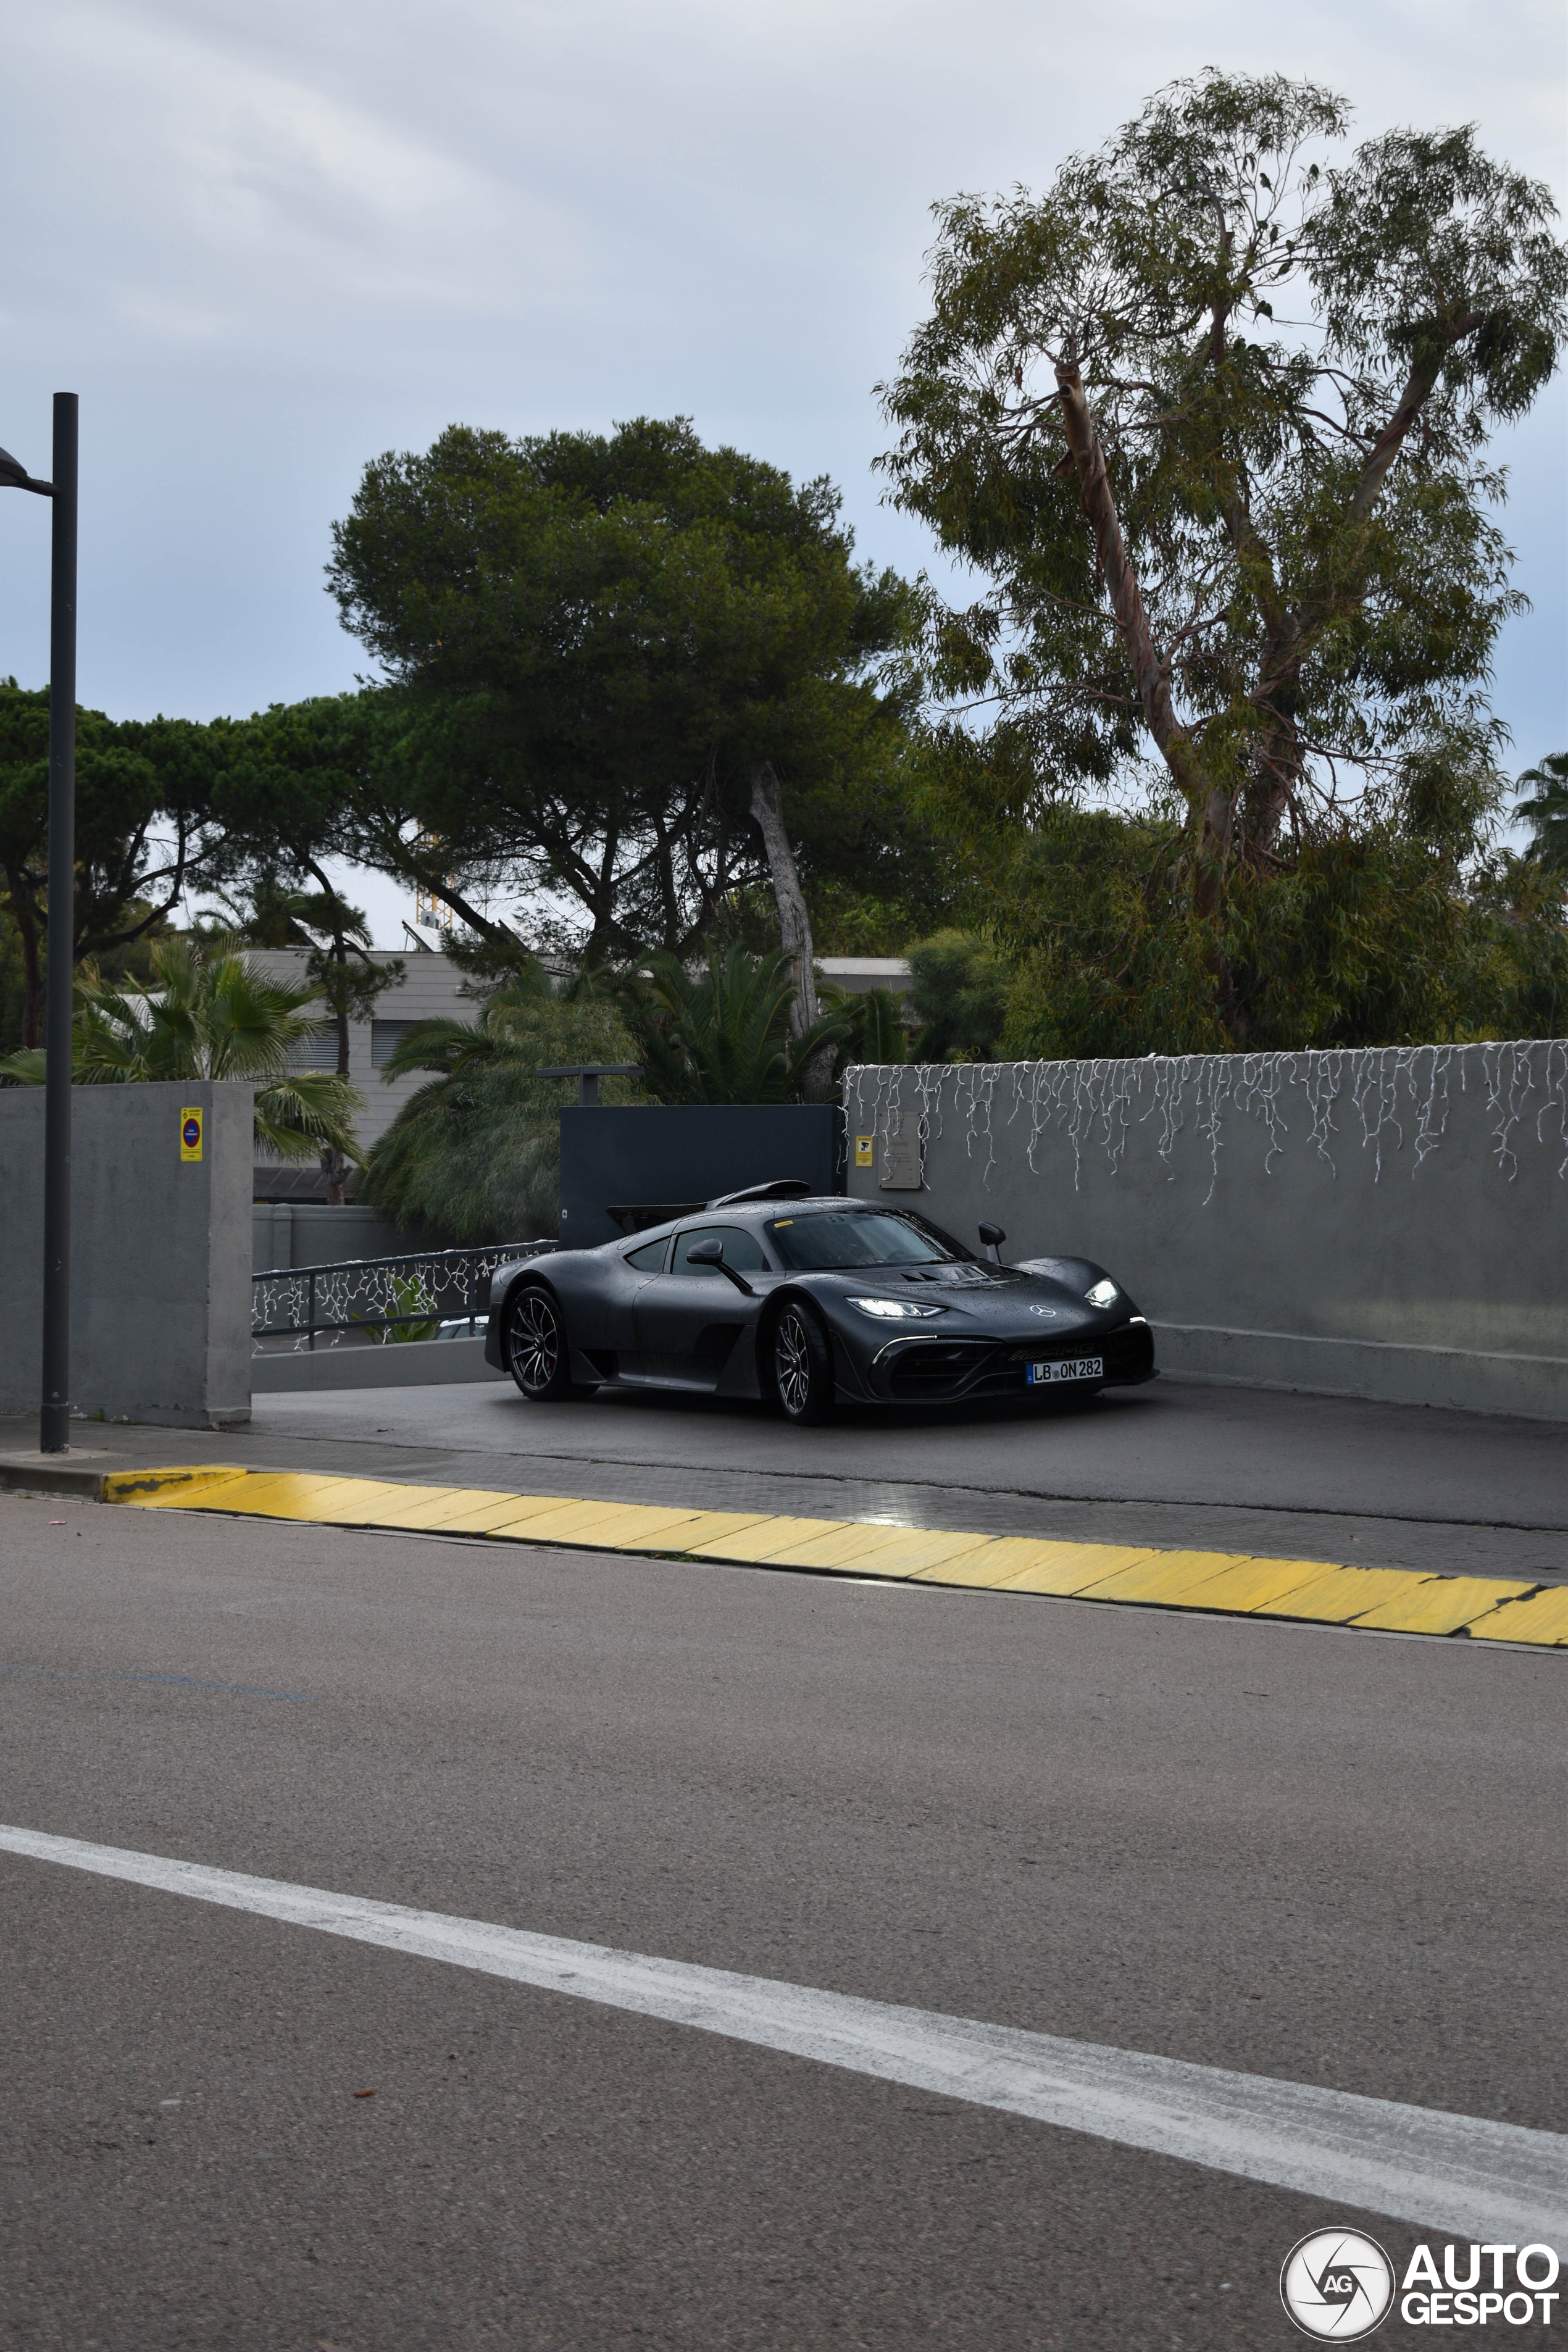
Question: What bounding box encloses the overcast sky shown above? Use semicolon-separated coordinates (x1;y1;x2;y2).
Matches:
4;0;1565;943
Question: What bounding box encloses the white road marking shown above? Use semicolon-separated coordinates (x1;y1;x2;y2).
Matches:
4;1822;1562;2245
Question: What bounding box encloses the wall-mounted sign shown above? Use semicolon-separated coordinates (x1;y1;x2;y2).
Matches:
180;1107;204;1162
854;1133;874;1168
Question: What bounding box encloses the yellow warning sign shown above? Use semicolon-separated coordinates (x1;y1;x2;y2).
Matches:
180;1106;204;1162
854;1133;874;1168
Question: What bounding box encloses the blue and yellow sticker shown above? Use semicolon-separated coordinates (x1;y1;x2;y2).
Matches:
180;1106;203;1162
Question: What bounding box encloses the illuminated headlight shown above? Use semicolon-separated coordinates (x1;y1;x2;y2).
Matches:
1085;1278;1119;1309
848;1296;946;1320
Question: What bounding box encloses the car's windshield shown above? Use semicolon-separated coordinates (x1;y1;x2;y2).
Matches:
765;1210;969;1270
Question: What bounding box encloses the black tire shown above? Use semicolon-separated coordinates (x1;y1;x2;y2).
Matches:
504;1285;593;1402
770;1301;836;1425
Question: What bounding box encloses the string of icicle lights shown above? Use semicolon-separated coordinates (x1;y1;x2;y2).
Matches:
842;1040;1568;1206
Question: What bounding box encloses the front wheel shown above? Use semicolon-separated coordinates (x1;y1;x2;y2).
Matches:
504;1286;593;1401
770;1303;836;1425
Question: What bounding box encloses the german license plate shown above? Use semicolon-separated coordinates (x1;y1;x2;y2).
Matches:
1026;1357;1103;1385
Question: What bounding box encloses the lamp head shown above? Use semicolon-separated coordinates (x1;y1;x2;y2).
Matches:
0;445;52;496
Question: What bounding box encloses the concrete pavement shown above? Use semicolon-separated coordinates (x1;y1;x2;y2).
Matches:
1;1485;1564;2348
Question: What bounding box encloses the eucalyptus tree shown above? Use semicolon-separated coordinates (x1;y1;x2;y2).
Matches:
879;73;1568;1039
1517;754;1568;873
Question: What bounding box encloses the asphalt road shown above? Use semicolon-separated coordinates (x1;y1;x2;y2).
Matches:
1;1485;1563;2350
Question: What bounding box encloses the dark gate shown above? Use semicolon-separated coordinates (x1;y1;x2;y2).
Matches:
557;1104;844;1246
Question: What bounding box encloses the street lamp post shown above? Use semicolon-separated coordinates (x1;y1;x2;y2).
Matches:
538;1063;642;1107
1;394;78;1453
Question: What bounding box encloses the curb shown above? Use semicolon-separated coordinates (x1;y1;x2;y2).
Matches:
0;1461;246;1503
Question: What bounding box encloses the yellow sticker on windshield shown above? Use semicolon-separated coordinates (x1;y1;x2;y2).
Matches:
772;1218;794;1227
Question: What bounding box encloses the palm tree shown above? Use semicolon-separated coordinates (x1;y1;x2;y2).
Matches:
0;933;361;1164
825;983;911;1067
623;943;854;1103
1517;754;1568;874
360;978;643;1241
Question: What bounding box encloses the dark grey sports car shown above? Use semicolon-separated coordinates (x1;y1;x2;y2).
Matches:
485;1180;1156;1424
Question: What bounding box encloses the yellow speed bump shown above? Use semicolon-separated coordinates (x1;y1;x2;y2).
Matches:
1073;1549;1253;1604
985;1541;1157;1594
684;1516;851;1564
1349;1576;1539;1637
104;1469;1566;1648
1249;1566;1437;1624
1466;1587;1568;1646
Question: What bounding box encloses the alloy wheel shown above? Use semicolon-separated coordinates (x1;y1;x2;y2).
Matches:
775;1309;813;1417
508;1290;561;1391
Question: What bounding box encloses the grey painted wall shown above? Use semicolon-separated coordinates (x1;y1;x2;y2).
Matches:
1;1080;254;1428
252;1335;503;1392
253;1203;411;1273
845;1043;1568;1419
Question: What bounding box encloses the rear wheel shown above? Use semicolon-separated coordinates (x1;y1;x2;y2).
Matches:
771;1303;835;1425
504;1286;594;1401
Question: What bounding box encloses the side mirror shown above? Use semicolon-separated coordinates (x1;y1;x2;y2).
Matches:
977;1220;1006;1265
683;1232;754;1295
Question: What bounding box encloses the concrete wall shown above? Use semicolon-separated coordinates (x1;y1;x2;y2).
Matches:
253;1203;412;1273
0;1080;254;1428
252;1334;503;1392
845;1043;1568;1419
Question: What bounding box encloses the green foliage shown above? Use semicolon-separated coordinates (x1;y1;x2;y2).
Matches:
0;900;28;1055
620;943;854;1104
377;1273;440;1343
1517;753;1568;872
359;986;643;1243
878;74;1568;1041
326;417;924;957
0;935;362;1159
984;797;1568;1058
826;985;912;1066
199;690;433;926
907;932;1011;1062
0;680;226;1044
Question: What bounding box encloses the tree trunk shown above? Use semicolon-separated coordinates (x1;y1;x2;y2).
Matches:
749;762;820;1035
749;762;838;1098
10;878;43;1048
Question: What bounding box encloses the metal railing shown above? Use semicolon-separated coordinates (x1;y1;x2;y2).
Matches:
252;1241;555;1356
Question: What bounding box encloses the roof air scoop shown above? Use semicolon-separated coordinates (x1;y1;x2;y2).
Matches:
706;1177;815;1207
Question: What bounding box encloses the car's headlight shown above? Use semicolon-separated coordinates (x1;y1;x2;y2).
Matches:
847;1296;947;1320
1085;1278;1119;1309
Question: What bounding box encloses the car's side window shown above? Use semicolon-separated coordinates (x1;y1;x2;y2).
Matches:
672;1225;769;1275
623;1236;669;1272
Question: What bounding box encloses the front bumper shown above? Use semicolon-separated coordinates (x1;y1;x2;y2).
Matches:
860;1319;1156;1403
